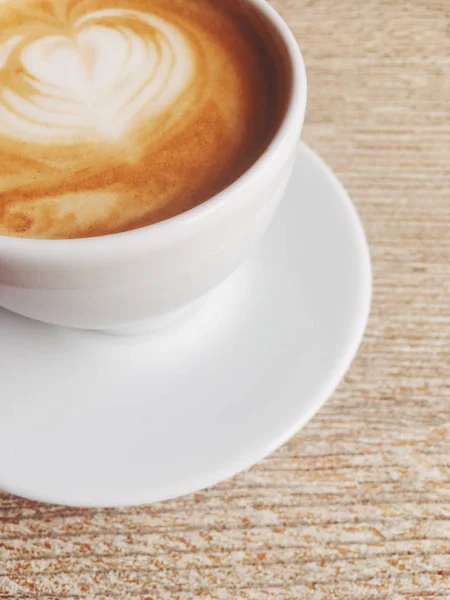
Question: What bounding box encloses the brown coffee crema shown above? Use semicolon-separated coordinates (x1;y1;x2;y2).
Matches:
0;0;290;239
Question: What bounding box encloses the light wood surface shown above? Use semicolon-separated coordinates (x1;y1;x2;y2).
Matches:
1;1;449;598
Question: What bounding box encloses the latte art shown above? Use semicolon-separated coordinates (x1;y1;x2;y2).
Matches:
0;0;289;239
0;10;194;146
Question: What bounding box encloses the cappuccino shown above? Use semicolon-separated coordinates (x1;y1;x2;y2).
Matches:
0;0;290;239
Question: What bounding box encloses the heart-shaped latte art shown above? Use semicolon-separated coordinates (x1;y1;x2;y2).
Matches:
0;9;195;146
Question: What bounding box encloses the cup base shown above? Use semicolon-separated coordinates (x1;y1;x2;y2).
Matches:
91;295;209;337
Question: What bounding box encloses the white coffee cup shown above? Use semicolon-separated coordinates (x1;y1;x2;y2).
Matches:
0;0;307;335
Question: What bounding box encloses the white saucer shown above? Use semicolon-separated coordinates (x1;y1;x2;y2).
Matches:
0;144;371;507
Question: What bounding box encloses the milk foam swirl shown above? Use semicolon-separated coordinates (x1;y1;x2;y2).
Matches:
0;6;194;147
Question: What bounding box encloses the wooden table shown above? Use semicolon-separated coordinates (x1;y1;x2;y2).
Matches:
1;1;449;597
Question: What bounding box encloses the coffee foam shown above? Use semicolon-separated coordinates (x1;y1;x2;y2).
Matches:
0;0;289;239
0;10;194;144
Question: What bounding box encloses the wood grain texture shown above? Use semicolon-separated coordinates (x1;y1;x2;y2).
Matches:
1;0;449;598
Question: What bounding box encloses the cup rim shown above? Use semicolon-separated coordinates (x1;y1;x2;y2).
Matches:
0;0;307;257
